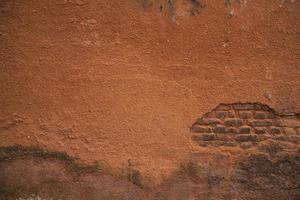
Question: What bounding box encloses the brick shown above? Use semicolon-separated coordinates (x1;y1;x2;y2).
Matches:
197;118;221;125
283;127;297;135
247;119;272;127
193;134;215;141
198;141;209;147
216;134;232;141
211;141;225;147
273;119;282;126
239;126;251;134
223;141;238;147
235;134;258;142
191;125;211;133
254;111;266;119
266;112;276;119
276;119;300;128
201;133;216;141
270;126;281;134
287;135;300;143
224;118;243;127
240;142;254;149
215;111;228;119
212;125;227;134
233;103;254;110
239;111;252;119
254;127;267;134
227;127;238;134
215;104;231;111
273;135;288;142
210;141;238;147
258;134;272;141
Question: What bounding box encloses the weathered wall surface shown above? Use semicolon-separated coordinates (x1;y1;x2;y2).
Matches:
0;0;300;187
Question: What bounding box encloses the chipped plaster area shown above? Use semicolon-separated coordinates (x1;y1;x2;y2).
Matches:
191;103;300;149
0;0;300;184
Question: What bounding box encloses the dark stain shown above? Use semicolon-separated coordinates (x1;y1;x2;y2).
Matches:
0;145;101;175
159;4;163;12
232;151;300;191
225;0;242;7
190;0;206;16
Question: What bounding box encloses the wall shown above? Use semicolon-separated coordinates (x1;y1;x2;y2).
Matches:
0;0;299;185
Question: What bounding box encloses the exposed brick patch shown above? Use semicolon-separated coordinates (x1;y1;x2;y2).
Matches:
191;103;300;148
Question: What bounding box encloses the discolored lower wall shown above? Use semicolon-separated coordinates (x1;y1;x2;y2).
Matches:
1;141;300;200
